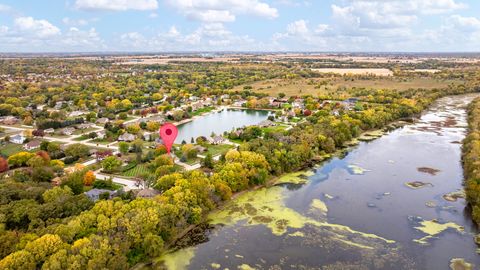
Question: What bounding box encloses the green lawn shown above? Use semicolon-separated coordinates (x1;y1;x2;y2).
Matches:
261;125;289;134
205;144;234;156
91;138;111;145
0;143;26;156
191;106;214;116
74;135;90;141
73;128;97;135
173;148;200;165
122;164;151;177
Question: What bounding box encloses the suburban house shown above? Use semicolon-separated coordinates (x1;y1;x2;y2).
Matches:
143;131;153;141
191;101;205;111
84;189;116;202
342;98;359;110
2;116;19;125
69;111;87;117
24;140;41;151
136;188;160;198
118;133;136;142
258;120;276;128
95;130;106;139
96;118;110;125
61;127;75;135
77;123;93;130
53;102;64;110
44;128;55;134
10;134;26;144
233;100;246;107
208;135;227;145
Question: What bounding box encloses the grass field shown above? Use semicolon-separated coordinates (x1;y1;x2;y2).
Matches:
261;125;289;134
0;143;26;156
74;135;90;141
73;128;98;135
191;106;215;116
206;144;234;156
123;164;151;177
231;77;459;97
312;68;393;76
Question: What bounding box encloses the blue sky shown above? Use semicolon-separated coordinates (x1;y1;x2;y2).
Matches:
0;0;479;52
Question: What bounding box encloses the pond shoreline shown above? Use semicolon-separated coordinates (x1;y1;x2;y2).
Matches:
150;93;480;269
150;122;409;266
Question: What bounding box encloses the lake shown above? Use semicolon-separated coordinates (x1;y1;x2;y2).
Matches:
162;94;480;269
175;108;272;143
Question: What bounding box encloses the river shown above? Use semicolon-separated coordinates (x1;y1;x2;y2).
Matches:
161;94;480;270
175;109;272;143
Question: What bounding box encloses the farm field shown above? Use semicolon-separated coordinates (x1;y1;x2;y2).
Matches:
232;77;460;97
312;68;393;76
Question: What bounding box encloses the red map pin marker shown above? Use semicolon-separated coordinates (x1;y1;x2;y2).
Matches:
159;123;178;155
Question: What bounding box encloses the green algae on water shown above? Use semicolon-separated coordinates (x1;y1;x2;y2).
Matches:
208;186;395;245
211;263;221;269
413;219;464;245
405;181;433;189
310;199;328;214
158;247;196;270
238;264;256;270
274;170;315;185
450;258;474;270
288;231;305;237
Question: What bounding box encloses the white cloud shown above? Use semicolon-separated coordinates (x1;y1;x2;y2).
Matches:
62;17;91;26
0;16;105;52
0;4;11;13
120;32;147;48
14;17;61;38
75;0;158;11
62;27;105;49
421;15;480;51
167;0;278;23
446;15;480;32
188;10;235;23
118;23;257;51
286;20;309;35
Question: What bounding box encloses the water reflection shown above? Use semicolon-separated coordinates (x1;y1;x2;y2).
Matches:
175;109;271;143
162;94;480;270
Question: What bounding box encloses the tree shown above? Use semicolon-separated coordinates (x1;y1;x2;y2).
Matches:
24;234;64;263
118;112;128;120
181;144;198;159
8;152;35;167
102;156;122;173
119;142;130;155
31;167;54;182
88;132;97;139
27;156;47;168
172;110;184;121
0;157;8;172
61;170;86;195
32;129;45;137
202;153;214;169
42;186;73;203
155;173;183;192
83;171;96;186
146;121;160;132
65;144;90;158
0;250;36;270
